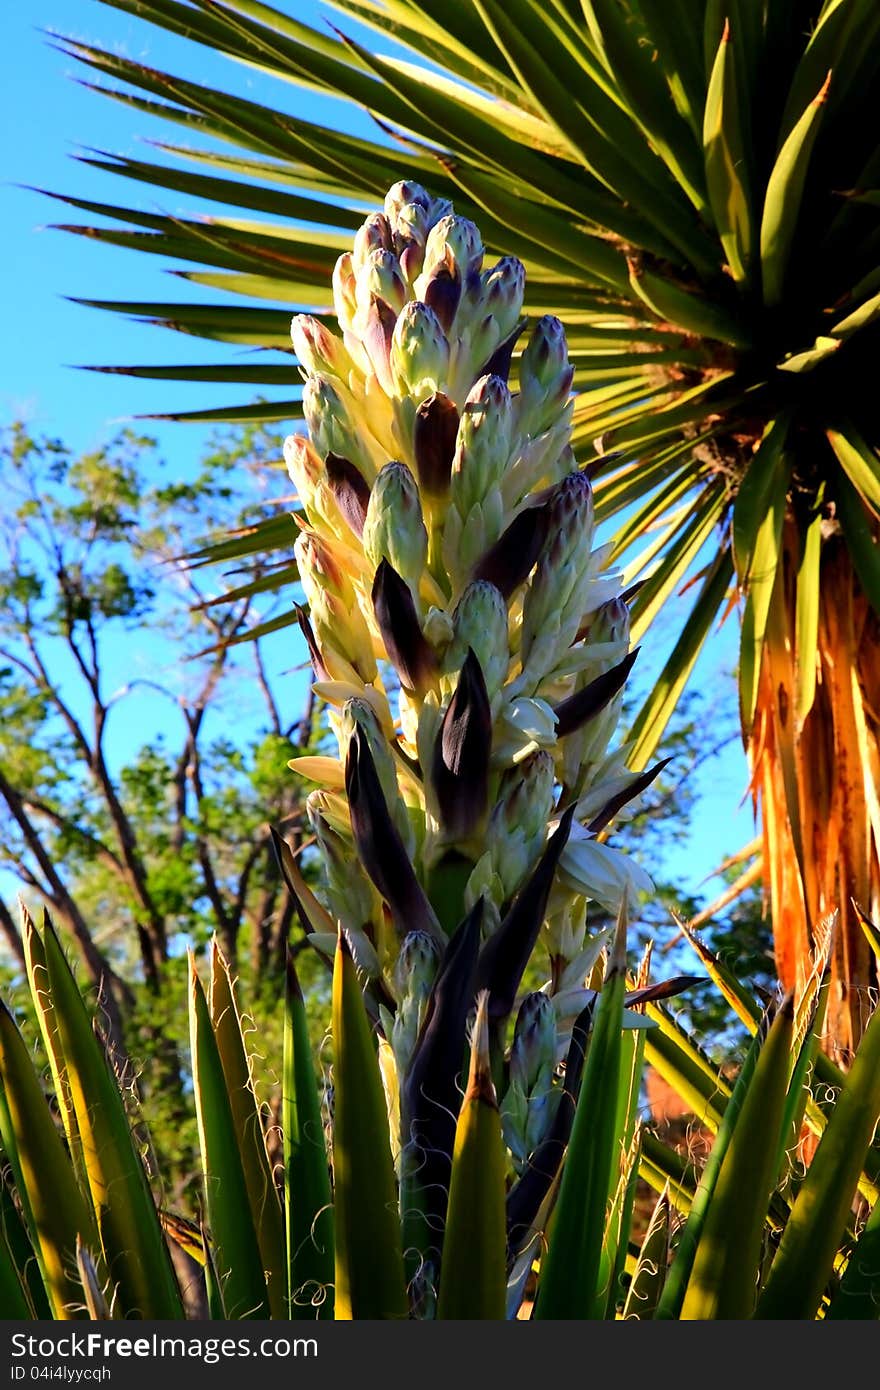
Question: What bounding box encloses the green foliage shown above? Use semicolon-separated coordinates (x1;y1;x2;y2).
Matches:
1;907;879;1320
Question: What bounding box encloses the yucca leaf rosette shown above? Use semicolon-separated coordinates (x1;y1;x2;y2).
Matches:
285;183;657;1309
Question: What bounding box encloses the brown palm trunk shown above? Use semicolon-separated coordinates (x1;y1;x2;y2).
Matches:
750;521;880;1062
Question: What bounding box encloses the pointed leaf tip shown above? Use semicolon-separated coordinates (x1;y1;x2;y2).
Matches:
432;648;491;840
371;558;437;694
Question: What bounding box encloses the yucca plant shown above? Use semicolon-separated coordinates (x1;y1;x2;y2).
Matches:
5;183;880;1323
56;0;880;1057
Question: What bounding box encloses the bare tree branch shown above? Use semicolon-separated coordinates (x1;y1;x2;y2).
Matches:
0;766;134;1065
0;897;24;965
19;794;124;873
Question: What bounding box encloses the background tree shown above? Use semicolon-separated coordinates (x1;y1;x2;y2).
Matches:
0;420;320;1197
52;0;880;1056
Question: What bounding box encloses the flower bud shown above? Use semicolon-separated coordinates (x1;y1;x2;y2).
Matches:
423;266;461;335
543;894;599;975
392;190;452;261
341;697;414;857
517;316;574;438
302;375;359;466
372;559;438;695
324;453;371;538
358;248;407;316
390;302;450;403
399;239;424;285
502;991;559;1171
557;649;636;793
442;375;515;582
446;581;509;700
384;180;432;229
390;930;442;1077
353;212;393;271
554;650;637;741
307;793;376;934
413;392;459;500
413;218;480;330
582;595;631;648
463;852;505;929
471;500;551;598
395;202;432;264
294;530;376;681
294;529;355;609
509;991;557;1099
291;314;352;381
422;605;454;649
362;295;398;396
482;257;526;340
393;929;441;1003
450;375;514;515
283;432;323;515
520;471;596;692
345;723;441;941
431;649;491;845
362;461;428;589
467;257;526;374
485;751;556;900
422;215;484;283
332;252;357;333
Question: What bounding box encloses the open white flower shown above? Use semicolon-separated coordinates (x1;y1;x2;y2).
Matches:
558;822;654;913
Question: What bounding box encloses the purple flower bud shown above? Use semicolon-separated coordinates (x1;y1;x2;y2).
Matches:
431;649;491;842
372;559;438;694
554;649;639;738
471;501;551;598
324;453;371;538
424;265;462;333
294;603;330;683
413;392;460;499
363;295;398;396
401;899;483;1270
586;758;671;835
345;724;438;940
400;241;424;283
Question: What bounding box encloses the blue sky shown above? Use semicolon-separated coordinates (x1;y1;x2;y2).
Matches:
3;0;356;454
1;0;759;915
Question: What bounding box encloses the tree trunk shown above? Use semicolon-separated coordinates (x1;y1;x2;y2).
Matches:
751;526;880;1063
